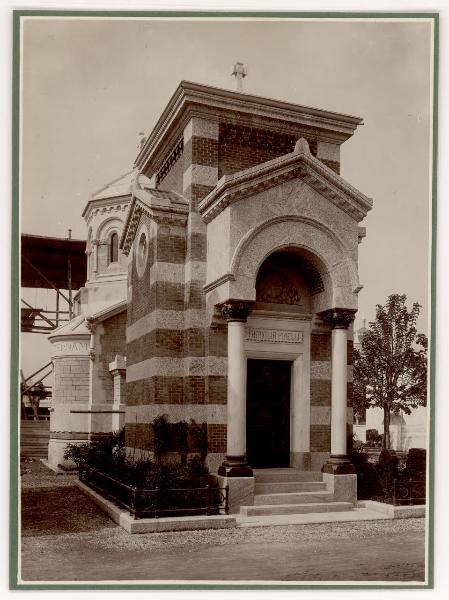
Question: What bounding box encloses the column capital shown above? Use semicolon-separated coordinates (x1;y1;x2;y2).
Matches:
219;300;254;323
319;308;356;330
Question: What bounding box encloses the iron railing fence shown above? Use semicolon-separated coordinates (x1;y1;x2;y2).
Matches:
393;478;426;506
79;465;229;519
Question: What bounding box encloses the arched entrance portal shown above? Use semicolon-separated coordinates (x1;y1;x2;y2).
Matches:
245;249;321;469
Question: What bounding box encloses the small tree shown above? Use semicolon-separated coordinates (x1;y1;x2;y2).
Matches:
353;294;427;450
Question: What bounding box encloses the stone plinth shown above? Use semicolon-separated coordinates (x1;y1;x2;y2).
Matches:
217;475;255;514
323;472;357;506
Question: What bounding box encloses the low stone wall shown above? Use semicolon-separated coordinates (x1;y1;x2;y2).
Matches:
76;480;237;534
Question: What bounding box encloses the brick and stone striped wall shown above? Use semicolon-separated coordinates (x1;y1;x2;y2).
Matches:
125;121;228;470
124;114;347;472
309;331;354;469
217;123;340;177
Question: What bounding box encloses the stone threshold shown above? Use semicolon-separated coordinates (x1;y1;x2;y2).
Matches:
236;507;398;528
76;480;237;534
236;502;426;528
357;500;426;519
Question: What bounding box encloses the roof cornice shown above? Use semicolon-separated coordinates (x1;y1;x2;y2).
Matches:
198;138;373;224
134;81;364;176
82;196;131;223
86;299;127;326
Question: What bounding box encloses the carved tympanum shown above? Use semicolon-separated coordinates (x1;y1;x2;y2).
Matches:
256;269;302;306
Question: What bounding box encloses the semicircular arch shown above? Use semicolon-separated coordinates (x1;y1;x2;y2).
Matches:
229;215;359;310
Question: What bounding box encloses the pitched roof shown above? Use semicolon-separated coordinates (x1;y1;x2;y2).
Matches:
91;170;152;201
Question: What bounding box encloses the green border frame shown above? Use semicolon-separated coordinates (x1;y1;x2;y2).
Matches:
10;9;439;590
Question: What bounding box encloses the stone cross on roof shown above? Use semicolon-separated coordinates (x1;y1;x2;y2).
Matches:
232;62;247;92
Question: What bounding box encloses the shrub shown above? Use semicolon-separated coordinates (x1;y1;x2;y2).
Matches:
153;414;171;458
66;419;218;518
349;448;383;500
376;449;400;500
173;420;189;464
152;416;208;462
405;448;426;481
189;419;208;459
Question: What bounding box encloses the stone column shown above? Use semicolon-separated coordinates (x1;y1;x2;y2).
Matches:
320;308;356;474
218;300;254;477
91;239;99;278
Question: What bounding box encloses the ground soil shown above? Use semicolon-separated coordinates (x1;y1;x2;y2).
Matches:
19;458;427;584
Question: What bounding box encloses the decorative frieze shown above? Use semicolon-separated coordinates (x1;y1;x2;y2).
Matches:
156;136;184;186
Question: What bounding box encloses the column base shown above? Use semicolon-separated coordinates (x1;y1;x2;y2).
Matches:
218;456;253;477
321;455;356;475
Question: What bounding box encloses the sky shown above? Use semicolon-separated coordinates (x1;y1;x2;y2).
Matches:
20;16;434;374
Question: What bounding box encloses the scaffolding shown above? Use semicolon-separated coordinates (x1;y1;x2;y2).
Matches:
21;230;87;333
21;230;87;419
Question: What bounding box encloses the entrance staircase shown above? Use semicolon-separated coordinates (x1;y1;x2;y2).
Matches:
20;420;50;458
239;469;354;520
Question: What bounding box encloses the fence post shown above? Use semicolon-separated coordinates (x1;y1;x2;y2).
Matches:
225;484;229;515
393;479;397;506
409;478;413;506
205;485;210;516
154;486;160;519
130;486;138;520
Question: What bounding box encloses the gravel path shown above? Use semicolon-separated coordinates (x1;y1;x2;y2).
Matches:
23;516;424;553
21;520;426;582
20;458;76;489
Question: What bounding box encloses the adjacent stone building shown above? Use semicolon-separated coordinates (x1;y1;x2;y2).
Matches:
48;80;372;505
47;172;148;468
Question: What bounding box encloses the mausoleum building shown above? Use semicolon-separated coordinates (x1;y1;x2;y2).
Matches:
48;80;372;507
121;81;372;475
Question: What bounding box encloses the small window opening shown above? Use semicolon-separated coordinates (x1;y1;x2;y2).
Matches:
109;233;119;263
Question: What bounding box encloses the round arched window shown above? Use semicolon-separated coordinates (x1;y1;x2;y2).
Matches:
109;232;119;264
136;230;148;277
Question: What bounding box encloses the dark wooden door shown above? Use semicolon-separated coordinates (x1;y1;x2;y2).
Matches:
246;359;291;468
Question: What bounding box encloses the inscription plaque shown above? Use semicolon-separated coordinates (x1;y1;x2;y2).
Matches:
52;340;90;357
245;328;303;344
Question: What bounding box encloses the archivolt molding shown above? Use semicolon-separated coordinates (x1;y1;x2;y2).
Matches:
95;216;125;241
231;215;347;276
227;215;360;301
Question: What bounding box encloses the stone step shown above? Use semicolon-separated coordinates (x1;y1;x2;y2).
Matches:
255;481;327;494
240;501;353;517
254;491;333;506
253;469;323;483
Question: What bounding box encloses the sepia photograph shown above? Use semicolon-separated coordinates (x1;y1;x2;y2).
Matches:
12;9;437;589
